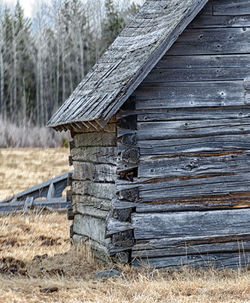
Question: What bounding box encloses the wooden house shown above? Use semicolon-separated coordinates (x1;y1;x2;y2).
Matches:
48;0;250;268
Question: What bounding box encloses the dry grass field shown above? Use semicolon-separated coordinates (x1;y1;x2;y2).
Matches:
0;148;69;200
0;149;249;303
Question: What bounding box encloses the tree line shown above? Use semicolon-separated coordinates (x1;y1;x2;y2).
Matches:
0;0;140;126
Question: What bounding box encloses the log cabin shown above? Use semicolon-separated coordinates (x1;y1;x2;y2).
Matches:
48;0;250;268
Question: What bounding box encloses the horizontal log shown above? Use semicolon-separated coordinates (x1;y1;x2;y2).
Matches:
73;203;108;219
73;214;110;247
156;54;250;70
72;181;115;200
132;252;250;269
105;217;133;237
168;27;250;55
137;107;250;122
138;134;250;156
74;132;116;147
137;119;250;140
72;195;111;211
132;239;250;258
139;172;250;201
131;209;250;240
212;0;250;16
135;201;250;213
136;81;245;109
73;161;116;182
0;198;70;213
138;152;250;178
190;14;250;28
71;147;117;165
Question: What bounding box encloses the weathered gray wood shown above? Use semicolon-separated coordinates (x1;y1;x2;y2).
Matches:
136;81;245;109
73;203;109;219
190;14;250;28
0;198;70;213
145;67;250;83
72;195;111;211
136;202;250;213
105;217;133;237
137;119;250;140
73;214;110;246
137;107;250;122
132;209;250;240
139;172;250;201
156;54;250;70
48;0;209;129
133;240;250;258
138;134;250;156
72;181;116;200
132;252;250;269
2;172;71;203
73;161;116;183
213;0;250;16
138;152;250;178
71;147;117;165
168;27;250;55
74;132;116;147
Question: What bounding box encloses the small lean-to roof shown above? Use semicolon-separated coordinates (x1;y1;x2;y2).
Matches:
48;0;208;130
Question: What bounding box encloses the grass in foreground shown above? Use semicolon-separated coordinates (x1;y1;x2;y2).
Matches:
0;212;249;303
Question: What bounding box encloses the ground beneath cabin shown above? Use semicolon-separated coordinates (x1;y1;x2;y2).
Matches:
0;149;249;303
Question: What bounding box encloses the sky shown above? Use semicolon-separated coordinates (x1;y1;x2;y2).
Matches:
4;0;35;17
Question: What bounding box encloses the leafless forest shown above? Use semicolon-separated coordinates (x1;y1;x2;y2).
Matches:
0;0;141;146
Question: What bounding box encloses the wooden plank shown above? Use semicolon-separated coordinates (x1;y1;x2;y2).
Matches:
137;107;250;122
138;152;250;178
137;119;250;140
74;132;116;147
71;147;117;165
155;54;250;70
73;204;109;219
2;172;71;203
213;0;250;16
138;134;250;156
72;181;116;200
136;201;250;213
133;239;250;258
73;214;110;247
168;27;250;55
190;14;250;28
72;195;111;211
0;198;70;213
73;161;116;183
105;217;133;237
132;209;250;240
132;252;250;269
139;172;250;201
136;81;245;109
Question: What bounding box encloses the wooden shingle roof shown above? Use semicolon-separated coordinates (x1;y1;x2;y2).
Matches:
48;0;208;131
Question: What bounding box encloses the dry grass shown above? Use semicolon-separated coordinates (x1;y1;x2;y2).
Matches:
0;148;69;200
0;118;70;148
0;148;249;302
0;212;249;303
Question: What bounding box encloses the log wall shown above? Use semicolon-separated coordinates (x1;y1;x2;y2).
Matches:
69;124;117;260
115;0;250;268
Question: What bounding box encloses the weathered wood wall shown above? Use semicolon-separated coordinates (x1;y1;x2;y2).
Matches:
114;0;250;268
69;122;117;260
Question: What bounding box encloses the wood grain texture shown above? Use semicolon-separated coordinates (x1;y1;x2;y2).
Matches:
132;252;250;269
132;209;250;240
48;0;209;129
